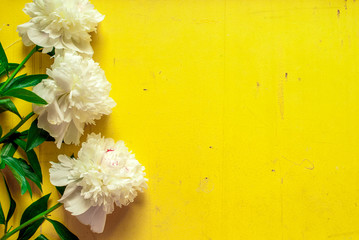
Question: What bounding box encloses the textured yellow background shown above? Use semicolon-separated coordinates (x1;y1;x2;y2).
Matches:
1;0;359;239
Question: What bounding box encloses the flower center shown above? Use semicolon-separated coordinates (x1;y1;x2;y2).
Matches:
102;148;125;168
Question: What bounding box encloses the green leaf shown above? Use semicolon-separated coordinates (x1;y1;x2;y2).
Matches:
0;142;18;169
0;42;8;72
18;130;29;139
35;235;48;240
14;138;42;183
2;156;32;196
46;47;55;57
0;98;21;118
46;218;79;240
18;194;50;240
5;74;48;91
56;186;66;196
0;202;5;224
2;88;47;105
3;176;16;223
0;63;19;78
0;125;2;138
16;157;42;191
26;119;52;151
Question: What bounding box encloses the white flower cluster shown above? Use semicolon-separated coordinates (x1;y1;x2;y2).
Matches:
18;0;148;234
50;133;148;233
17;0;104;54
18;0;115;148
33;51;116;148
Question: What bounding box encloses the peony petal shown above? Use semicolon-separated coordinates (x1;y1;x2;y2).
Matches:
17;22;34;46
90;207;107;233
63;121;82;145
27;29;53;47
61;36;93;55
60;187;93;216
46;101;64;124
49;164;70;186
59;182;78;200
76;206;107;233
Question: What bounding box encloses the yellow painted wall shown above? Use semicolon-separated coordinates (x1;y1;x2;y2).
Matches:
1;0;359;239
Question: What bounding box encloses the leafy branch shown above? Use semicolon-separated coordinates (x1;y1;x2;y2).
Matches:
0;42;78;239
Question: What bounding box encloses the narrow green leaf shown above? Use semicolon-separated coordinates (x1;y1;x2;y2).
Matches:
18;194;51;240
0;98;21;118
0;42;8;71
46;47;55;57
18;130;29;139
0;202;5;224
14;138;42;183
1;142;18;157
16;157;42;191
26;119;52;151
5;74;48;91
0;142;18;169
0;125;2;137
0;63;19;78
35;235;49;240
47;219;79;240
56;186;66;196
2;88;47;105
3;176;16;222
2;156;32;196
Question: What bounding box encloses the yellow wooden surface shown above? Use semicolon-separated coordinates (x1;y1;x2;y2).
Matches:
1;0;359;239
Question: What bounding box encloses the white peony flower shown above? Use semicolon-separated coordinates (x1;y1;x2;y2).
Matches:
33;51;116;148
50;133;148;233
17;0;104;54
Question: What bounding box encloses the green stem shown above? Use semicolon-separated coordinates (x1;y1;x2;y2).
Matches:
0;46;37;92
0;111;34;143
0;203;62;240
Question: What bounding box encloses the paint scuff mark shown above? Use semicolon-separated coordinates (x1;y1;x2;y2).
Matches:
196;177;214;193
282;156;314;170
328;230;359;238
155;206;161;213
337;9;340;17
5;39;21;50
278;76;284;119
193;18;217;24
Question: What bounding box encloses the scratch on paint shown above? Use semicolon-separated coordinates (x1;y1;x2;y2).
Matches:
328;230;359;238
278;75;285;119
193;19;218;24
282;156;314;170
196;177;214;193
5;39;21;49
